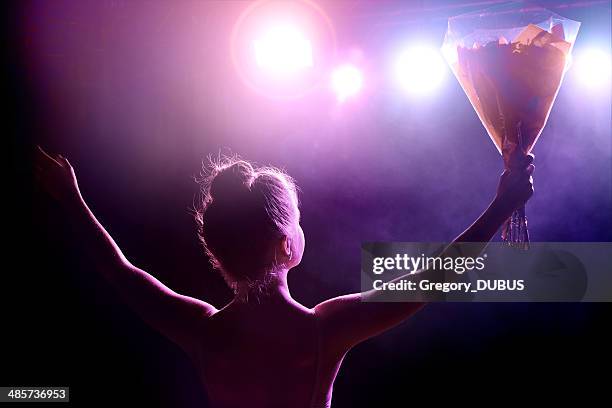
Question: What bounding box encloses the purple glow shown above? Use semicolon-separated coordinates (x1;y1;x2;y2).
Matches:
9;1;612;407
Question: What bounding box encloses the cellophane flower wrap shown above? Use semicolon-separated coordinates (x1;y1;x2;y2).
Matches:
441;1;580;248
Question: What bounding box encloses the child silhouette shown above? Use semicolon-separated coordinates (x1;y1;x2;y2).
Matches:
35;146;533;408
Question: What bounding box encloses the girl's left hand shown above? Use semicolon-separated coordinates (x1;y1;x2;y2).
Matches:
34;145;82;205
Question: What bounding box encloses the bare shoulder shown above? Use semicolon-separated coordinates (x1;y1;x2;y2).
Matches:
314;293;424;352
167;290;219;328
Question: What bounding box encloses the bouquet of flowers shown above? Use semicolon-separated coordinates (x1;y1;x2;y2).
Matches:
441;1;580;247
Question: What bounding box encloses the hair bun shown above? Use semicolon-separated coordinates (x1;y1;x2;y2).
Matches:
210;160;254;202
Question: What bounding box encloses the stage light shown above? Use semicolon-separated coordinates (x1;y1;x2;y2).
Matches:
573;48;611;88
253;24;313;74
331;65;363;102
395;45;446;94
231;0;336;99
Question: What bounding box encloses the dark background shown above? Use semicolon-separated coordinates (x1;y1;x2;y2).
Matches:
3;1;611;407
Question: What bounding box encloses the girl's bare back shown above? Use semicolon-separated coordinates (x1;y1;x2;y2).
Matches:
196;300;334;408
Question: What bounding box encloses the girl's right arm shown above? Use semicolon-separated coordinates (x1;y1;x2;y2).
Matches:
35;146;217;357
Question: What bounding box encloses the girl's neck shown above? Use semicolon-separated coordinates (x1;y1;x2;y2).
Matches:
232;269;292;305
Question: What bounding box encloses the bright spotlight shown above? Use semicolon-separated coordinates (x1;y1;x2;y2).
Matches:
254;24;313;74
331;65;363;101
573;48;611;88
395;45;446;94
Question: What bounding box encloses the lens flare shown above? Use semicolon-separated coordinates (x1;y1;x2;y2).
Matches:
395;45;446;94
573;48;611;88
331;64;363;101
253;24;313;74
231;0;336;99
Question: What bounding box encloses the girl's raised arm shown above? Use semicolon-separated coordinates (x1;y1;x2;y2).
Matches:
314;156;535;355
34;146;217;357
